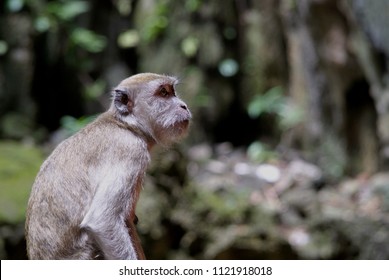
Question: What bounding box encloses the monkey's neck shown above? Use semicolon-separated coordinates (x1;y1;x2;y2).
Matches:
104;112;156;150
126;124;156;150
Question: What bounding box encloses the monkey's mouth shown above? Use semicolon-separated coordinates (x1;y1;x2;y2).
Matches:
174;119;190;132
178;119;190;128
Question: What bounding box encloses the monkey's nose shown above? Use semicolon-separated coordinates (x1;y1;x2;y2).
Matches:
180;104;188;111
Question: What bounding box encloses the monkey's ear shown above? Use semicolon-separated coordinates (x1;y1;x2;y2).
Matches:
113;88;134;115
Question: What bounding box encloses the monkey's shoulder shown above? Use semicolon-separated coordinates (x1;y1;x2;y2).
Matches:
88;114;149;150
55;114;148;161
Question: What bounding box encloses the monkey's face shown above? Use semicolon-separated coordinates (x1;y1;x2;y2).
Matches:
150;84;191;140
113;74;191;145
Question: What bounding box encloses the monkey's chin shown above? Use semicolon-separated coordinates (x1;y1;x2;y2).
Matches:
176;119;190;135
178;119;190;130
158;120;190;145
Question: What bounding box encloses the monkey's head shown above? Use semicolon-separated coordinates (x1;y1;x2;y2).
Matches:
111;73;192;146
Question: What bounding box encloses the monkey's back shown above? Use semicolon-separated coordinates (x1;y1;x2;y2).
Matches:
25;114;149;259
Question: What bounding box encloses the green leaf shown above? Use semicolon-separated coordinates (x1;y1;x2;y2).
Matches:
84;79;106;100
60;115;97;136
118;30;140;48
247;141;277;162
185;0;202;12
247;86;284;118
46;1;90;21
70;28;107;53
181;36;199;57
0;41;8;55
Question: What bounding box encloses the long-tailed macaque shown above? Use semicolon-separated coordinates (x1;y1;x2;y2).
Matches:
25;73;191;259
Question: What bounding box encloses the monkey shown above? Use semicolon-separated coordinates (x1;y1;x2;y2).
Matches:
25;73;191;259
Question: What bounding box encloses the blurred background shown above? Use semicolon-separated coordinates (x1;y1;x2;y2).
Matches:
1;0;389;259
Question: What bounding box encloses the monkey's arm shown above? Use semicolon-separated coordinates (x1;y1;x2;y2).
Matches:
80;166;142;260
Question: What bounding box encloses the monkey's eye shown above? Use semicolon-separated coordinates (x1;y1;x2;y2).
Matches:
159;87;170;97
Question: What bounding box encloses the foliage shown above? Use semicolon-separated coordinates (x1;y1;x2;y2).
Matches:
1;113;35;140
114;0;132;16
247;141;278;163
318;135;347;180
5;0;107;53
0;41;8;55
181;36;200;58
248;86;284;118
176;184;279;259
188;187;251;224
60;115;97;137
83;79;106;100
139;0;169;43
43;0;90;22
118;30;140;49
69;28;107;53
248;86;304;131
0;141;44;223
185;0;202;12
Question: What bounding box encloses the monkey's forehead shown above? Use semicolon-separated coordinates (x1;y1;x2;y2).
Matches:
118;73;178;88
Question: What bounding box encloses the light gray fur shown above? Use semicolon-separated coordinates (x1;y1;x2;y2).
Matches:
25;73;191;259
